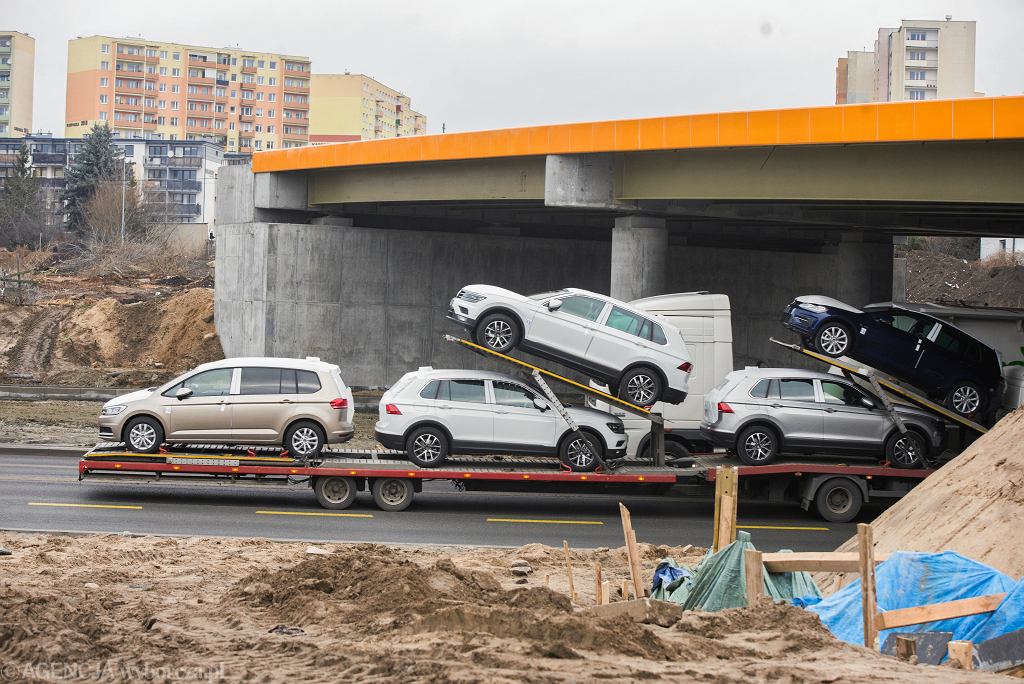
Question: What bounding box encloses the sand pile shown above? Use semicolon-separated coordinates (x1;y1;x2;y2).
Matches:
0;532;1006;683
823;408;1024;591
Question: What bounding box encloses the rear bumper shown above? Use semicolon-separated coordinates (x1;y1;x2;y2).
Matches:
328;423;355;444
661;387;688;405
374;429;404;451
699;424;735;450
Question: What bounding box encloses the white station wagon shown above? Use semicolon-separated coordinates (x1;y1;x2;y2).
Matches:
447;285;693;406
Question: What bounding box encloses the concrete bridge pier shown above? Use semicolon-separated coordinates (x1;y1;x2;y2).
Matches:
611;215;667;301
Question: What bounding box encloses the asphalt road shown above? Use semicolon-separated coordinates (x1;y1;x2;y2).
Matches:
0;451;881;551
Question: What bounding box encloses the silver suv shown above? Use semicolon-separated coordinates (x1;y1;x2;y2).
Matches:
700;368;945;468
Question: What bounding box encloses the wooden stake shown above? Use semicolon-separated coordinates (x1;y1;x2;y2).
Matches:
543;573;551;589
562;540;575;603
601;580;610;605
947;641;974;670
717;494;736;552
744;549;764;607
712;466;739;552
619;503;644;600
712;466;724;552
858;523;878;650
621;579;630;600
895;635;917;662
594;561;603;606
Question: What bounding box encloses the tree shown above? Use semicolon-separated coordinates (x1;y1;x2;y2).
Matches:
62;123;120;232
81;168;150;244
0;144;49;249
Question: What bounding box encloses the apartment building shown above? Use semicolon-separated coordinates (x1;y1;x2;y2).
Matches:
0;31;35;137
0;134;226;225
835;18;978;103
310;73;426;143
65;36;310;152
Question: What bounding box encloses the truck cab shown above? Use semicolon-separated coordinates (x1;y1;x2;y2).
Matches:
589;292;733;457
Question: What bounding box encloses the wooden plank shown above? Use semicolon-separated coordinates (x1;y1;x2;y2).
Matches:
562;540;576;603
895;635;917;661
621;579;630;601
762;551;892;573
594;561;603;606
948;640;974;670
858;523;878;649
744;549;764;607
716;493;736;553
619;503;644;600
601;580;610;605
711;466;724;552
877;593;1007;631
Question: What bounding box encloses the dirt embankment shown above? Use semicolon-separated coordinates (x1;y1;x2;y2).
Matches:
0;533;1004;683
906;249;1024;308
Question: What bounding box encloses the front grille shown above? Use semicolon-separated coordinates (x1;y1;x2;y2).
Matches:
457;290;486;303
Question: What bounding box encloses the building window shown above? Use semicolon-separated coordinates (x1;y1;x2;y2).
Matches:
159;83;166;92
158;100;166;108
908;50;927;61
160;50;167;58
908;89;926;100
266;141;274;150
159;67;167;75
100;60;110;70
268;93;275;102
268;77;276;86
908;70;926;80
172;84;180;93
269;61;276;70
908;31;927;41
171;101;179;110
101;43;110;53
173;52;180;60
258;59;264;68
267;125;274;133
100;77;109;87
99;112;108;120
99;94;108;104
146;49;157;57
170;117;179;126
172;68;181;77
257;76;264;84
268;109;275;117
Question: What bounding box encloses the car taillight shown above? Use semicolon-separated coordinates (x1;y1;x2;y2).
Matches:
717;402;734;414
678;362;693;372
330;398;348;410
385;403;402;415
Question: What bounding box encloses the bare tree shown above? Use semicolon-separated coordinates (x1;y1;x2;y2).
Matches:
81;173;151;245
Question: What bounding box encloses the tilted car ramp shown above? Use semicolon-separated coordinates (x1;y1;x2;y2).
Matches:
442;335;671;467
769;337;987;436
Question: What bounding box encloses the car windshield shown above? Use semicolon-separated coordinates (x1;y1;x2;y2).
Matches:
528;289;569;301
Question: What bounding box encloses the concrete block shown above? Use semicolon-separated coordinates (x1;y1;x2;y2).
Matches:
544;153;621;209
254;171;309;211
310;216;354;226
214;165;255;225
585;598;683;627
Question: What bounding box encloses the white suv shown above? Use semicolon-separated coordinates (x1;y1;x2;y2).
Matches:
374;368;627;471
447;285;693;406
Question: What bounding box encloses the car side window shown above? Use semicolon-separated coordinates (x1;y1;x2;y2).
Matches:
605;306;652;339
171;368;233;397
556;295;605;322
492;381;537;408
239;367;282;395
779;379;815;402
447;379;486;404
820;381;865;406
281;369;298;394
651;323;668;345
296;370;321;394
749;379;771;398
933;327;963;355
419;379;440;400
885;313;918;334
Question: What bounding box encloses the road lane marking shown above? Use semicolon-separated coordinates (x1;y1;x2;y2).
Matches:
255;510;373;518
738;524;830;531
28;502;143;510
486;517;603;526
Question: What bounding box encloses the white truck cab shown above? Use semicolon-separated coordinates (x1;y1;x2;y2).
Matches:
589;292;733;458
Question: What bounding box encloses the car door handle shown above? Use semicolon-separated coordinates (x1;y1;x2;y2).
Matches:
495;410;508;415
281;399;292;404
825;407;837;413
769;403;782;408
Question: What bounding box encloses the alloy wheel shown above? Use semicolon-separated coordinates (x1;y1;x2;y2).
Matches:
626;374;656;405
951;386;980;415
819;326;849;356
412;433;442;463
129;423;157;451
891;434;922;467
484;320;513;350
291;427;320;455
566;437;595;469
743;431;773;461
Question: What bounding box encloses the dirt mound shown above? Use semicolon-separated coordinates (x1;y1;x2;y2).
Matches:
822;408;1024;591
906;249;1024;308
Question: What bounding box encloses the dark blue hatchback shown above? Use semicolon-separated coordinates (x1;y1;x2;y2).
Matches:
782;295;1003;421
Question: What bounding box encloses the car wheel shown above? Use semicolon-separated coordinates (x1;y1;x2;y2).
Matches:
405;426;449;468
285;421;325;459
617;367;663;406
885;430;926;469
641;440;691;463
124;416;164;453
559;431;602;472
814;322;853;358
371;478;415;512
314;476;357;510
945;381;985;418
475;312;520;354
736;425;779;466
814;478;864;523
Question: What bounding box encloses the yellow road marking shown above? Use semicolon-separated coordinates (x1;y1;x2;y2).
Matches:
28;502;143;510
255;510;373;518
486;517;603;526
738;524;829;531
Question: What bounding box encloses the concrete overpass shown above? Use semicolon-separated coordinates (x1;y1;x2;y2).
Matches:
214;96;1024;386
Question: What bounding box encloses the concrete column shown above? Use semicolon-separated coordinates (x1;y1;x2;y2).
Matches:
611;215;667;301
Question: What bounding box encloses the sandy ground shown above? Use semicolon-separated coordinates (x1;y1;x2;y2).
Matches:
0;401;382;449
0;532;1008;684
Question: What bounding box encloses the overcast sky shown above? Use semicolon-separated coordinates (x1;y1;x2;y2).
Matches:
7;0;1024;135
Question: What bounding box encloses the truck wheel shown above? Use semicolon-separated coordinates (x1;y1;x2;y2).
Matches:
814;478;863;523
405;426;449;468
884;430;926;469
559;431;601;472
371;478;414;512
124;416;164;453
814;322;853;358
314;476;357;510
736;425;779;466
475;312;520;354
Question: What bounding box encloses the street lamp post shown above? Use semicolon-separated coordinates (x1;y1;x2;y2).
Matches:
120;156;126;244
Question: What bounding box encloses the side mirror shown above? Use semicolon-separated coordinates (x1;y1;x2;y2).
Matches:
545;298;563;312
533;397;549;412
175;387;194;401
861;397;875;409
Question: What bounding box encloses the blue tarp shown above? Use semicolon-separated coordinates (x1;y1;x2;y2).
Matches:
804;551;1018;646
963;577;1024;644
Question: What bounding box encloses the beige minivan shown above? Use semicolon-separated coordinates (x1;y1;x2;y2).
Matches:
98;357;355;457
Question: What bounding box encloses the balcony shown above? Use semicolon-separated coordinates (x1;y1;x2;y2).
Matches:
905;38;938;48
282;64;309;77
187;122;214;134
115;52;145;64
284;100;309;110
239;113;254;123
149;202;201;217
905;59;938;68
115;82;144;93
189;56;213;67
31;152;67;165
147;155;202;168
283;83;310;95
147;179;202;192
187;73;214;86
145;54;159;65
143;120;158;131
114;101;144;113
241;64;257;74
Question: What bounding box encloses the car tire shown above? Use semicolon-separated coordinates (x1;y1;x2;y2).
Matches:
735;425;779;466
813;321;853;358
944;381;985;418
814;478;864;523
314;476;357;510
641;440;691;463
123;416;164;453
371;478;414;512
559;430;602;472
405;426;449;468
475;312;520;354
617;367;663;407
884;429;927;469
284;421;326;460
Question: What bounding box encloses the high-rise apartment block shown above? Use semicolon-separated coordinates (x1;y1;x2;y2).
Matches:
65;36;310;152
0;31;35;137
836;18;978;104
310;73;426;144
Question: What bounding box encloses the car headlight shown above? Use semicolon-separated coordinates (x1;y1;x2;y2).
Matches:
100;405;127;416
800;303;828;314
606;422;625;434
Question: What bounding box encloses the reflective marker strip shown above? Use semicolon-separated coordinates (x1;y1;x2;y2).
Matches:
738;524;829;531
254;510;373;518
28;502;142;510
486;518;603;525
